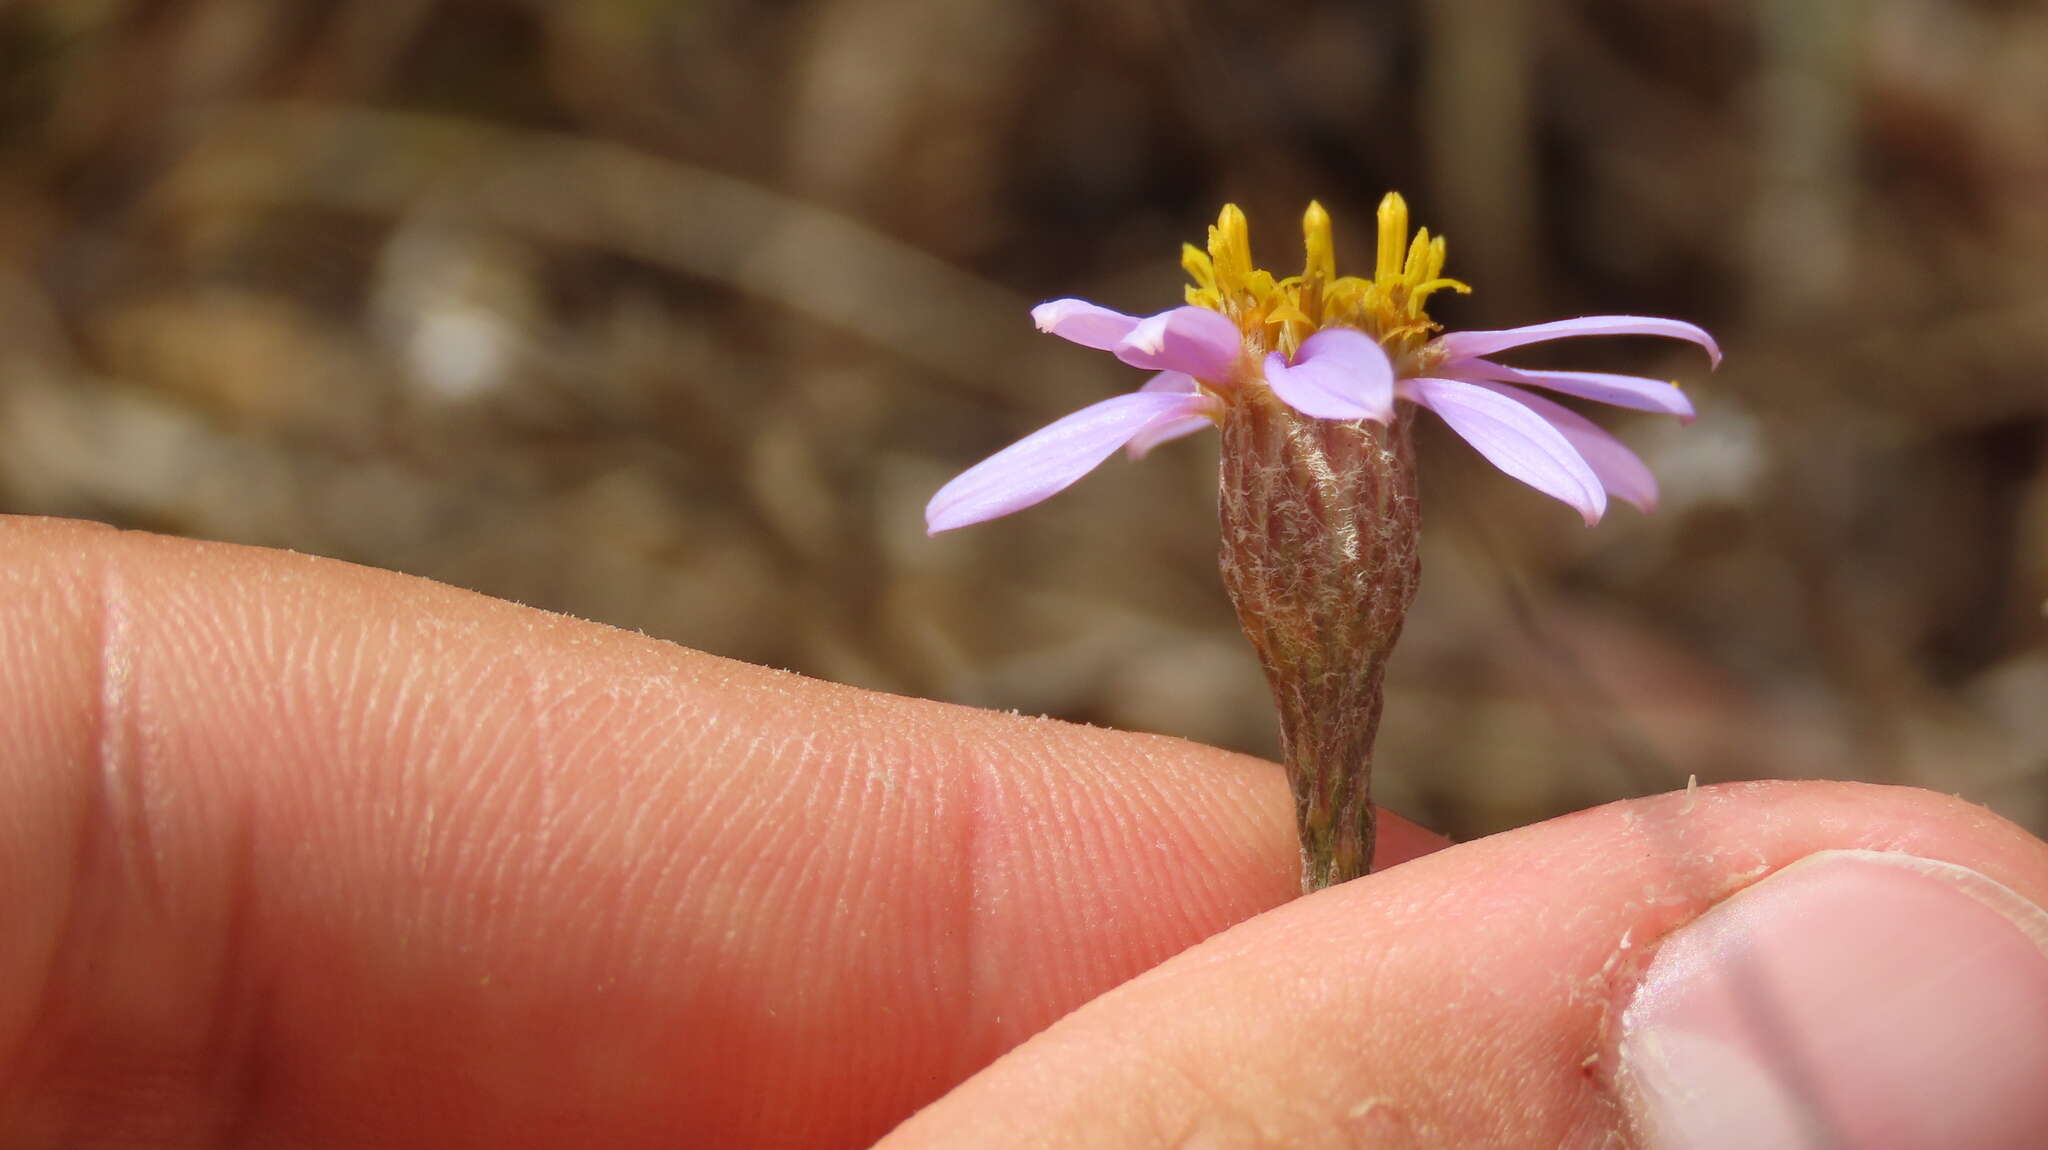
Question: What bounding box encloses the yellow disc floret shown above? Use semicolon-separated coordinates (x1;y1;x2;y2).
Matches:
1183;193;1470;366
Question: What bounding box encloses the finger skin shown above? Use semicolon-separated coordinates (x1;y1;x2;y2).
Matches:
0;516;1439;1148
879;782;2048;1149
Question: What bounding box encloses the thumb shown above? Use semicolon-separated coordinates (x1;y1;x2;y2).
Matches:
879;782;2048;1149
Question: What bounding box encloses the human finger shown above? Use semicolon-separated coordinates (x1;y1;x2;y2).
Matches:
0;515;1442;1148
880;781;2048;1149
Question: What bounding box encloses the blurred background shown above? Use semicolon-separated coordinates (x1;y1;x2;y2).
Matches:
1;0;2043;842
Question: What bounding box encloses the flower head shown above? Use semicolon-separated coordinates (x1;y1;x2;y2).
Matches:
925;195;1719;533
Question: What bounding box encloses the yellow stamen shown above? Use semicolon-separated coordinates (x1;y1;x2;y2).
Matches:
1209;204;1255;308
1375;193;1407;284
1302;201;1336;285
1184;192;1470;367
1299;202;1334;335
1182;243;1219;309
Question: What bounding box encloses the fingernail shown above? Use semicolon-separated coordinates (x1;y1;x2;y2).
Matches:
1618;850;2048;1150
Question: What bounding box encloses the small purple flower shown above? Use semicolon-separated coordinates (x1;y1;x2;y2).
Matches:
928;195;1722;889
927;197;1718;533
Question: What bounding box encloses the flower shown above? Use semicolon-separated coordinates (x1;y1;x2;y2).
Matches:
925;195;1720;533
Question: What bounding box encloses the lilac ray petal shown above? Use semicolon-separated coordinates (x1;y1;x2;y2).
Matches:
1431;315;1722;367
1467;381;1659;512
1261;328;1396;422
1113;306;1243;380
1031;298;1143;351
1126;412;1219;460
925;391;1216;534
1439;358;1696;422
1126;372;1218;457
1401;377;1609;524
1138;370;1200;394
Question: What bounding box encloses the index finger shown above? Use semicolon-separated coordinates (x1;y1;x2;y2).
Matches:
0;516;1441;1148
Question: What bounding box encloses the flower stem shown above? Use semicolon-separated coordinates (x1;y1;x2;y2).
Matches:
1217;396;1422;892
